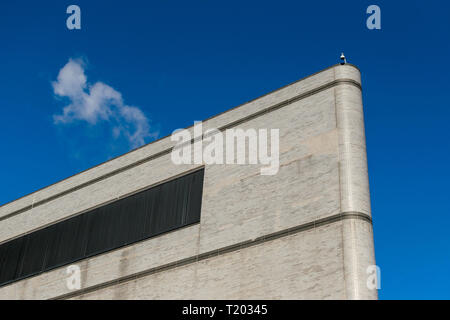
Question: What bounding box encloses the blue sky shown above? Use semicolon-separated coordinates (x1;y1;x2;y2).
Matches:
0;0;449;299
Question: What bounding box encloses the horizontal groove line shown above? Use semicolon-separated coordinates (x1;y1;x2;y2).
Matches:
52;211;371;300
0;79;361;223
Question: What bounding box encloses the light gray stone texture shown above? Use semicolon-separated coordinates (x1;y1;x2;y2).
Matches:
72;222;347;300
0;64;377;300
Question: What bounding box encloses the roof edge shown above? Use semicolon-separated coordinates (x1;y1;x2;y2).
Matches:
0;63;360;208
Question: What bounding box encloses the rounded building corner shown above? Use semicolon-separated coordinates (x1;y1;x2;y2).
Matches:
333;64;362;85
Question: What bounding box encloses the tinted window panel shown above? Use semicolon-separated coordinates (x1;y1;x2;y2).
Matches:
0;169;204;287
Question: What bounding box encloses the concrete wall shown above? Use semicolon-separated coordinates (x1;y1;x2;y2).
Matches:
0;64;377;300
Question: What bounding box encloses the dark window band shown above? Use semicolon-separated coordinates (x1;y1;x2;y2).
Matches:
0;169;204;287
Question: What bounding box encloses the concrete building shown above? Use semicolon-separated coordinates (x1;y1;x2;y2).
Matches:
0;63;377;300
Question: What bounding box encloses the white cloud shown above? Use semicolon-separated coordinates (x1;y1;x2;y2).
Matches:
52;58;154;148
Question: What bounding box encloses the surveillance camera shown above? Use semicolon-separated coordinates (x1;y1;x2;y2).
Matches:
340;53;346;65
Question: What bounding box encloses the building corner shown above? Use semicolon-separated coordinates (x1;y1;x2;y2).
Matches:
333;64;378;300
